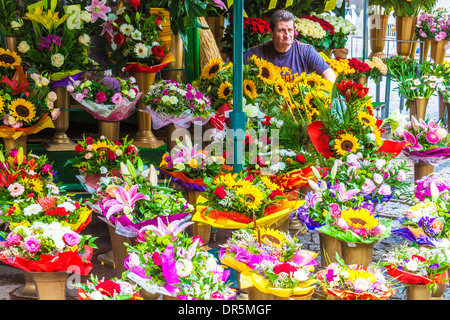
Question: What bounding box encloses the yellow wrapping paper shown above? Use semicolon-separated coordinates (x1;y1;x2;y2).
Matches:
0;115;54;139
49;70;83;81
192;195;304;229
240;270;317;298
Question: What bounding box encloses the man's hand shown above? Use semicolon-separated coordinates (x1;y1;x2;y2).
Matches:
322;68;337;83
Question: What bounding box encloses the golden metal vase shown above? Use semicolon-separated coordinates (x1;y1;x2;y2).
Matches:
30;271;69;300
414;97;428;121
420;38;431;61
407;99;417;120
13;271;37;299
130;72;165;149
3;35;18;51
247;287;276;300
406;284;431;300
445;102;450;129
98;120;120;141
42;86;76;151
184;189;211;245
339;240;374;267
161;32;184;82
356;76;368;87
396;16;417;57
430;39;448;65
3;135;27;155
369;14;389;59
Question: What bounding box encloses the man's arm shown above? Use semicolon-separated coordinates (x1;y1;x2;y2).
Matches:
322;67;337;83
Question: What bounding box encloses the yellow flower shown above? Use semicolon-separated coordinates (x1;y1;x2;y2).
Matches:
260;176;283;191
0;96;4;113
200;59;223;79
0;48;22;68
24;5;68;33
334;132;359;156
187;158;198;169
214;173;239;188
358;111;376;127
236;185;264;210
218;81;232;100
340;207;379;231
273;79;289;97
243;79;258;100
92;140;118;152
372;126;383;147
255;227;288;249
9;98;36;123
257;60;278;85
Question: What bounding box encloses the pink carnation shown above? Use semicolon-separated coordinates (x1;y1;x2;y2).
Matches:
24;238;41;253
111;92;123;104
63;233;80;246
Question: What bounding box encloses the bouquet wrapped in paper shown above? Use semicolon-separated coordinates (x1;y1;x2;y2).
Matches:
219;227;317;275
68;72;142;122
158;136;232;192
75;274;142;300
192;172;304;229
0;221;96;274
317;255;397;300
124;217;236;300
97;159;193;238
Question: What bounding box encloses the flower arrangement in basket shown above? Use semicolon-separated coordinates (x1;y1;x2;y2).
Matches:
104;1;174;73
380;244;449;293
294;15;334;53
307;79;407;160
158;136;232;192
1;194;92;233
68;70;142;122
124;217;236;300
142;79;213;130
0;221;96;274
76;274;142;300
0;57;58;139
391;116;450;165
416;8;450;44
222;17;271;59
219;227;318;276
192;172;303;230
96;159;194;237
316;254;397;300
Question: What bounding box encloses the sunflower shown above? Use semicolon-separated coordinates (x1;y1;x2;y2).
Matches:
260;176;283;191
286;81;300;95
255;227;288;248
257;60;278;85
372;126;383;147
218;81;232;100
9;98;36;123
347;268;377;284
340;207;379;231
223;62;233;71
273;79;289;97
357;111;376;127
243;79;258;100
200;59;223;79
0;95;4;114
0;48;22;68
300;73;326;89
235;185;264;210
334;132;360;156
214;173;239;189
303;90;330;119
92;140;118;153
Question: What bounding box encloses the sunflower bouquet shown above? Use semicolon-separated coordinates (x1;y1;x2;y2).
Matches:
392;116;450;165
124;217;236;300
1;194;92;233
68;71;142;122
316;255;397;300
0;58;58;137
218;227;318;275
381;244;449;292
17;1;91;81
104;2;174;73
0;220;96;275
192;172;303;229
143;79;213;130
75;274;142;300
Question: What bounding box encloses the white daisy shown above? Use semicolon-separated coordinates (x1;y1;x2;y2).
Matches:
119;23;134;36
134;43;149;59
23;204;43;216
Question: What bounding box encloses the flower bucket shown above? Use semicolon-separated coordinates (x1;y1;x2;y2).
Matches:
339;241;374;267
270;214;290;234
30;271;69;300
356;76;368;87
396;16;417;57
274;290;314;300
13;271;37;299
407;99;416;120
431;283;446;300
107;224;136;277
3;135;27;155
445;102;450;130
3;35;18;51
247;287;276;300
140;288;161;300
414;97;428;121
98;120;120;141
369;14;389;59
413;163;435;181
332;48;349;59
406;284;431;300
430;39;448;65
184;189;211;245
319;233;342;267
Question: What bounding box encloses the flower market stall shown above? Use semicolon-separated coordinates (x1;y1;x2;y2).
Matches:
2;0;450;305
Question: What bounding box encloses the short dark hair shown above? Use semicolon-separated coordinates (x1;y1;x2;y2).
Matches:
269;10;295;31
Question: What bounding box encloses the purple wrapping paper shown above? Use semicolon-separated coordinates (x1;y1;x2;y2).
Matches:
404;148;450;165
157;168;206;192
50;72;85;87
391;227;437;246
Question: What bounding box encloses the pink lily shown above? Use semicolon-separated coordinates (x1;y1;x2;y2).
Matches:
177;237;202;261
104;184;150;219
336;182;360;202
140;217;193;241
403;131;423;151
85;0;111;22
172;135;206;165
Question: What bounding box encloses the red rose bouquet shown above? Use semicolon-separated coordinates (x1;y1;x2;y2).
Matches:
76;274;142;300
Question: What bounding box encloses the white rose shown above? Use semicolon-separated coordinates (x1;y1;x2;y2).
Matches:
80;11;92;23
17;41;30;53
51;53;65;68
78;34;91;46
406;259;419;272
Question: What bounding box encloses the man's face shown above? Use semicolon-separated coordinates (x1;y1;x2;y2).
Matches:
270;20;295;50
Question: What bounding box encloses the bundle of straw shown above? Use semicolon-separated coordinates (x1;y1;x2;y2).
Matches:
198;16;223;69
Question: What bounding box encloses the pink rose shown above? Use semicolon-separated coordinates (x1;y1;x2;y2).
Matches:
329;203;341;218
397;170;406;182
336;218;349;231
75;93;85;103
378;184;392;195
111;92;123;104
95;91;106;103
6;233;22;245
362;178;376;194
63;232;80;246
24;238;40;253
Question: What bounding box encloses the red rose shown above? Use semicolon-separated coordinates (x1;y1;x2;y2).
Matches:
214;185;227;199
95;91;106;104
85;137;93;145
273;263;298;275
262;115;272;126
412;255;427;262
95;280;121;297
125;146;135;155
151;45;165;58
75;144;84;153
129;0;140;9
152;252;162;266
152;13;162;25
269;189;284;200
113;32;125;46
107;150;116;161
256;156;266;167
46;207;68;217
295;154;306;164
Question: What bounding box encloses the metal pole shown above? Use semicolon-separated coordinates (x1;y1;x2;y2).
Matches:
229;0;247;173
362;0;369;59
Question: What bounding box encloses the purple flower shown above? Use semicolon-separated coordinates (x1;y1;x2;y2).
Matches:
195;91;203;99
325;269;336;282
41;163;54;175
38;36;51;50
185;92;195;99
100;76;121;91
48;35;62;46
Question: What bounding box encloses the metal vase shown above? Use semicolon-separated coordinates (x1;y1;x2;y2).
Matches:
420;38;431;61
406;284;431;300
395;16;417;57
13;271;37;299
414;97;428;121
184;189;211;245
356;76;368;87
248;287;276;300
30;271;69;300
339;241;374;267
275;290;314;300
446;102;450;129
3;35;18;51
3;135;27;155
98;120;120;141
130;72;165;149
407;99;417;120
161;32;184;82
430;39;448;65
369;14;389;59
107;224;135;278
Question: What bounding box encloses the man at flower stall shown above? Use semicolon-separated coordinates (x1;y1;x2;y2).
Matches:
244;10;336;83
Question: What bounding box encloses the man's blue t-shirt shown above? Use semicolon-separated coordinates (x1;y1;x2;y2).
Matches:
243;40;330;82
